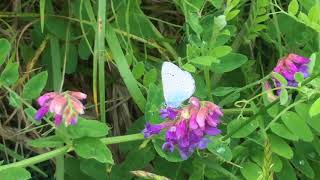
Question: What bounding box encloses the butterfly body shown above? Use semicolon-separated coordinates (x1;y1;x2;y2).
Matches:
161;62;195;108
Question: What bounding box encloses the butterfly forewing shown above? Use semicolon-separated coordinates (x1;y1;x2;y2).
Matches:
161;62;195;108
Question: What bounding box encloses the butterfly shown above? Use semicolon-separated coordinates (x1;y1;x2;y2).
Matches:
161;62;195;108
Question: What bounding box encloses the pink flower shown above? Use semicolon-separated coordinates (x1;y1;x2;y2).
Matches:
35;91;87;126
273;53;310;87
143;96;223;159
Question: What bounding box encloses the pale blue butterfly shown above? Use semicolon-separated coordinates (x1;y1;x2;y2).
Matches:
161;62;195;108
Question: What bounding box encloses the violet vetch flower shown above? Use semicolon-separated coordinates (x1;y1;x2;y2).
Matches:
143;123;164;138
143;97;223;159
160;107;179;120
35;91;87;126
273;53;310;88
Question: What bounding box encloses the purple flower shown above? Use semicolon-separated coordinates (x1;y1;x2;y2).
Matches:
143;123;163;138
35;106;49;120
144;97;223;160
35;91;87;126
273;53;310;88
160;107;179;120
162;142;174;152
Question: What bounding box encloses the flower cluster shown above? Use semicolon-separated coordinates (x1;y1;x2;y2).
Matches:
143;97;223;159
273;53;310;87
35;91;87;126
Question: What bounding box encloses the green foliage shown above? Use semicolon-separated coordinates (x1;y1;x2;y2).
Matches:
74;137;114;164
0;63;19;86
0;38;10;66
0;167;31;180
1;0;320;179
67;118;110;139
22;71;48;100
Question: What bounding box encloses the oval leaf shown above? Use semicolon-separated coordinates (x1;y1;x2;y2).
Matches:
0;63;19;86
0;167;31;180
212;53;248;73
0;38;11;66
309;97;320;117
22;71;48;100
67;118;110;139
269;134;293;159
74;137;114;164
281;111;313;142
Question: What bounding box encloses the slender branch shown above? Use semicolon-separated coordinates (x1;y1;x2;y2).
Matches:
0;133;145;171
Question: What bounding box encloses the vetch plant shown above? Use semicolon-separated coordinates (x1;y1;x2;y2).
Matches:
35;91;87;126
143;62;223;159
273;53;310;88
144;97;223;159
1;0;320;179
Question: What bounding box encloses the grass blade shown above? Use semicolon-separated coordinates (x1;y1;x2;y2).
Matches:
105;25;146;111
94;0;107;122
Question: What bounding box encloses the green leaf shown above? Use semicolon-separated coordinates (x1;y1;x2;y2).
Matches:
269;134;293;159
279;88;288;105
240;162;262;180
187;12;203;35
63;44;78;74
308;5;320;22
190;158;205;180
78;37;92;60
309;97;320;117
294;72;304;83
227;117;259;138
251;150;283;173
143;68;157;86
152;138;183;162
132;62;145;79
273;72;288;85
226;10;240;21
64;157;93;179
182;63;196;73
7;92;22;108
210;46;232;58
122;147;155;170
0;63;19;86
190;56;219;66
291;152;314;178
212;53;248;73
281;111;313;142
207;136;232;161
145;84;164;124
295;103;320;133
22;71;48;100
39;0;45;32
0;167;31;180
67;118;109;139
0;38;11;66
214;15;227;30
270;123;298;141
79;159;107;180
276;159;297;180
288;0;299;15
212;87;238;96
27;135;64;148
74;137;114;164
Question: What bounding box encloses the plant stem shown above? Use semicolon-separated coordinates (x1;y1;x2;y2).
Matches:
0;134;145;171
270;1;283;56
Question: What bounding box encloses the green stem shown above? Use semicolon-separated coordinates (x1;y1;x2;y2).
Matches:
0;134;144;171
270;1;283;56
204;68;213;101
222;71;320;140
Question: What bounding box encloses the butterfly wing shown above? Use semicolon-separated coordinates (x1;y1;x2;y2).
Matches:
161;62;195;108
